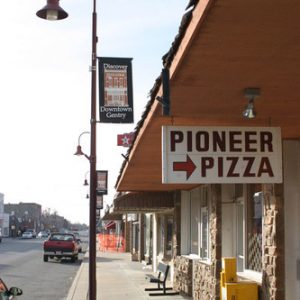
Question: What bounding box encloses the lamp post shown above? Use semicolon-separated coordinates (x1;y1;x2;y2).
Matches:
37;1;98;299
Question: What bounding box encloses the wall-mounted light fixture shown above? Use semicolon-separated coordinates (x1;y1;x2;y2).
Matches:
121;153;129;162
155;68;170;116
243;88;260;119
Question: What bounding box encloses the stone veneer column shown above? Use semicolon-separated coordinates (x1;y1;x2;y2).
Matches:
211;184;222;300
262;184;285;300
173;256;193;296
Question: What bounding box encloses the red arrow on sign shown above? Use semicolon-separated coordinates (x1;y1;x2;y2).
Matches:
173;155;196;180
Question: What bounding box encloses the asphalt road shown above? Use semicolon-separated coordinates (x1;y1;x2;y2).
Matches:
0;237;87;300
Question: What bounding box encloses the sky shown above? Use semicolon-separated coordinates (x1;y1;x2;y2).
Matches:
0;0;188;224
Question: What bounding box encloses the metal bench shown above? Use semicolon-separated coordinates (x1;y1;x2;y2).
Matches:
145;262;179;296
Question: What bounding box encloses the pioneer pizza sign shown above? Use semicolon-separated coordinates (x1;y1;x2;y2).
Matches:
162;126;282;184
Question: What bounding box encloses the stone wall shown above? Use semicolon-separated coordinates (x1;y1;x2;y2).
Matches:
173;256;193;296
194;262;216;300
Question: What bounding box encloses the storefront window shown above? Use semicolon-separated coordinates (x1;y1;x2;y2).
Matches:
166;216;173;258
190;189;200;254
234;185;263;274
246;191;263;272
187;187;210;259
236;201;244;272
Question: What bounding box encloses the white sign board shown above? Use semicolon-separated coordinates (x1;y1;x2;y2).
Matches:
162;126;282;184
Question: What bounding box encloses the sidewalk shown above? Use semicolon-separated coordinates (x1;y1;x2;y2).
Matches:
67;250;192;300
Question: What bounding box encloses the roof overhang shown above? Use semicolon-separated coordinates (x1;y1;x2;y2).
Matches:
101;211;123;221
112;191;175;214
116;0;300;192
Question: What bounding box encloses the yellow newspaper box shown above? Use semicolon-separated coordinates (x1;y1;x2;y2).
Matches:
220;257;258;300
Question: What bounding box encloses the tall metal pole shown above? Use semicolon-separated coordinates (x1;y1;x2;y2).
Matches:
36;1;98;298
89;0;97;299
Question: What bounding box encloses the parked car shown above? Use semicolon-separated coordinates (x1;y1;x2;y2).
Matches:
0;277;22;299
25;229;36;238
72;231;80;239
37;231;49;239
43;233;79;262
21;231;33;239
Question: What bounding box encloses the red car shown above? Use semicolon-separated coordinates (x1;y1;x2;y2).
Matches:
43;233;79;263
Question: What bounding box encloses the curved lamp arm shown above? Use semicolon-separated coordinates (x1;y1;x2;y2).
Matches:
74;131;90;160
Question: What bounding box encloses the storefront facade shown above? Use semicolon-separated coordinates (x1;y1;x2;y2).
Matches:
111;192;181;270
115;1;300;299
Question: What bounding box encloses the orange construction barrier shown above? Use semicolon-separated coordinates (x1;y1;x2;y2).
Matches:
98;233;126;252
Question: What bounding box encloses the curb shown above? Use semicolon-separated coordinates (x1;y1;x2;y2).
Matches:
66;251;89;300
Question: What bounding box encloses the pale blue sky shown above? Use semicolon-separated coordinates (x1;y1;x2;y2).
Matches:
0;0;187;223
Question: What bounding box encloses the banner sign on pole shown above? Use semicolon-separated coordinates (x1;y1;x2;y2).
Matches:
162;126;282;184
96;170;108;195
98;57;134;123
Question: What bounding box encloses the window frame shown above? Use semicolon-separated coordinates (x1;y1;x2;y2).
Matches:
188;187;211;261
200;206;209;260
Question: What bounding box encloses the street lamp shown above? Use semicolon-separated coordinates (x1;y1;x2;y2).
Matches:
37;1;98;299
36;0;68;21
84;171;90;186
74;131;91;160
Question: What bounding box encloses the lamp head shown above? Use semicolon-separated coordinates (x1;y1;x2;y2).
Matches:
74;145;85;156
36;0;68;21
83;179;89;186
243;99;256;119
243;88;260;119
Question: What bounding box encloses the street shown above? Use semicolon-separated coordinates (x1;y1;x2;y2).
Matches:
0;237;86;300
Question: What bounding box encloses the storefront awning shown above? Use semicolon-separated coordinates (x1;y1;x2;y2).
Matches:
101;210;123;221
113;191;176;214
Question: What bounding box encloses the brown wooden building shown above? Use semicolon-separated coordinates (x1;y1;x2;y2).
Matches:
115;1;300;299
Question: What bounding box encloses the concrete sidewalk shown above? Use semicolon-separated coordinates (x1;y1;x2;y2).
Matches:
67;250;192;300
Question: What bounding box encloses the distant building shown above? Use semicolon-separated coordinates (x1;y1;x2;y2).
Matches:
4;202;42;235
0;193;10;237
41;212;69;232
